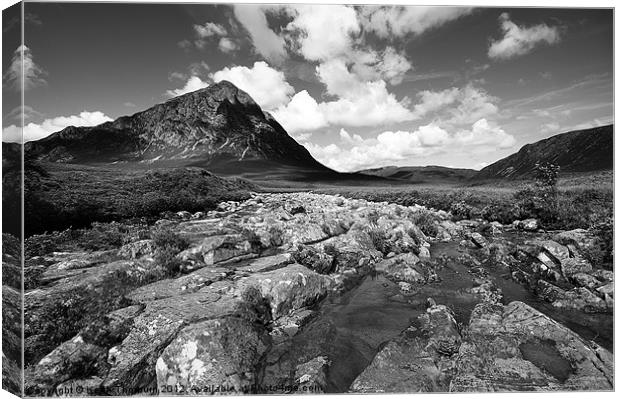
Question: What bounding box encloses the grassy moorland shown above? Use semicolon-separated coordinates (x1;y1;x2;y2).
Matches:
2;161;257;238
313;171;613;230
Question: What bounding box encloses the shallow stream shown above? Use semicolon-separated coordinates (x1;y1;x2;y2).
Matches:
284;240;613;393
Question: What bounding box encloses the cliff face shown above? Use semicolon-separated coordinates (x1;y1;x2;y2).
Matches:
24;80;329;171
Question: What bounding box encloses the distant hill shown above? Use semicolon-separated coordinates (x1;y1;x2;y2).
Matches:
358;165;477;183
474;124;613;180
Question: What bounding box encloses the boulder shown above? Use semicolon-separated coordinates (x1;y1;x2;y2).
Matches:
374;253;425;284
178;234;253;266
156;317;268;394
470;233;488;248
450;301;613;391
292;245;335;274
242;264;333;319
294;356;330;393
514;219;540;231
26;335;108;395
350;304;461;393
117;240;155;260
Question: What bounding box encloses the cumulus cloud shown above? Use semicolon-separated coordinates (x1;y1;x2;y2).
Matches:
360;6;472;38
211;61;294;110
165;76;210;97
284;4;360;62
455;118;515;148
218;37;239;53
3;45;47;91
194;22;227;38
272;90;328;133
233;5;287;63
317;79;415;127
488;13;561;60
305;119;515;172
3;111;113;143
412;84;498;125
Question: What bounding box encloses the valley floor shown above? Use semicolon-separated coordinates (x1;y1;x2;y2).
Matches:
9;192;614;395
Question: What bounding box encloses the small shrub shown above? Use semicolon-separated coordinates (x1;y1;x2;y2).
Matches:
450;201;475;221
268;225;285;247
410;211;439;237
151;227;189;276
323;243;338;257
241;228;263;251
368;227;390;254
591;217;613;267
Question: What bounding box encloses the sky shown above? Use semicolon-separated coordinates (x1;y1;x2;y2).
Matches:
1;1;613;171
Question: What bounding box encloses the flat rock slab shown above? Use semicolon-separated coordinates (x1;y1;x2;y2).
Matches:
450;301;613;391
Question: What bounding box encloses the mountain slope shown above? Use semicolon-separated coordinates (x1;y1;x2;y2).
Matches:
24;81;331;174
474;124;613;180
358;165;477;183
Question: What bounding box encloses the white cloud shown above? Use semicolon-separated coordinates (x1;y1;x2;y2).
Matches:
194;22;227;38
304;119;515;172
411;84;498;125
284;4;360;62
165;76;210;97
318;79;415;127
455;119;516;148
218;37;239;53
447;84;499;125
211;61;294;110
233;5;287;63
2;45;47;91
272;90;327;133
3;111;113;143
360;6;472;38
413;87;460;117
488;13;561;60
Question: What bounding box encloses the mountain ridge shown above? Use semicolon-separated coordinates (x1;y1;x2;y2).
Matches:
474;124;613;180
24;80;332;174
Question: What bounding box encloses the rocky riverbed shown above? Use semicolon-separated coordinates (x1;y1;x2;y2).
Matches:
19;192;613;395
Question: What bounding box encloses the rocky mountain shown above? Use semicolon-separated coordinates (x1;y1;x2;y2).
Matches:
23;81;332;174
474;124;613;180
358;165;477;183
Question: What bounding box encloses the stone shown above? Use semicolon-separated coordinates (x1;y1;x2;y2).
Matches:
596;283;613;297
552;287;608;313
418;246;431;259
470;233;488;248
374;253;425;284
156;317;268;395
450;301;613;391
234;253;293;273
292;245;335;274
271;308;316;344
350;304;461;393
561;257;593;278
178;234;253;266
295;356;330;394
398;281;413;293
118;239;155;260
241;264;333;319
26;335;108;395
514;218;540;231
176;211;192;219
570;273;603;290
55;377;105;397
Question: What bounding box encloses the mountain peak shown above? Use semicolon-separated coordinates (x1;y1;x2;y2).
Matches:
168;80;258;109
25;79;330;173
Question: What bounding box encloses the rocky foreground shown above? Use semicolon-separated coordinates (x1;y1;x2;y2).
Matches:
19;193;613;395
